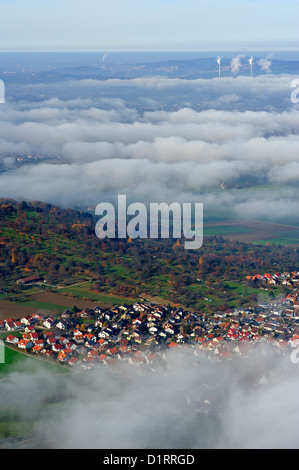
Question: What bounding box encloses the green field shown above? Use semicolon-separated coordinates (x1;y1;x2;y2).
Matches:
252;237;299;246
203;225;250;237
0;345;69;441
0;345;67;376
57;281;138;305
59;289;138;305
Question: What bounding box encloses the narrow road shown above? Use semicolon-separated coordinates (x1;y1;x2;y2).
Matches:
55;279;92;289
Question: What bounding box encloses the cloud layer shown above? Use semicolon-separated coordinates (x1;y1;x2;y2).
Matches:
0;74;298;220
0;344;298;449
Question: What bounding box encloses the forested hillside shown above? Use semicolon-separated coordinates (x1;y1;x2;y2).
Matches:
1;198;298;311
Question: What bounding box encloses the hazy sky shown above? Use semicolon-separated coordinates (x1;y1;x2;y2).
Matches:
0;0;298;52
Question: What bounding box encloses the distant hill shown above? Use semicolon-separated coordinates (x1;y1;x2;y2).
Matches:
1;54;299;83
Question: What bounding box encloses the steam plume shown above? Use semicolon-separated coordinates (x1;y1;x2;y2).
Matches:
231;55;245;75
258;54;273;73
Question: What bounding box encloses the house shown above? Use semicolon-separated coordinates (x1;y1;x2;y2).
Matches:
57;351;68;362
25;325;35;333
44;350;54;358
104;310;118;321
241;325;251;333
165;326;175;335
32;345;43;354
64;344;77;354
81;356;96;369
43;317;55;329
21;315;33;326
106;347;118;355
78;308;94;318
83;333;96;342
195;337;205;345
87;349;98;358
226;332;239;341
18;339;30;349
32;313;44;322
285;309;295;319
16;275;44;285
98;330;110;339
5;335;19;345
56;320;68;330
52;343;64;352
5;320;16;331
73;329;84;340
68;357;79;366
75;345;87;356
288;335;299;348
61;310;73;319
43;331;54;339
86;324;97;334
149;326;158;334
85;339;97;349
263;323;275;332
47;336;56;346
22;332;32;341
99;354;108;362
29;332;39;342
58;336;69;345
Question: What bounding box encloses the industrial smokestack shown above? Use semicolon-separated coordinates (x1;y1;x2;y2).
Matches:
216;57;221;78
248;56;254;77
102;53;109;68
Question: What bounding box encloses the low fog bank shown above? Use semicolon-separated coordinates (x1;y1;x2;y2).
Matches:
0;344;298;449
0;74;298;220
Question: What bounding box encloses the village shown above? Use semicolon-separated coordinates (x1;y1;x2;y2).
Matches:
246;270;299;289
2;271;299;371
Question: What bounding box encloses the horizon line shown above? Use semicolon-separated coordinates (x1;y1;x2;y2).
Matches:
0;47;298;54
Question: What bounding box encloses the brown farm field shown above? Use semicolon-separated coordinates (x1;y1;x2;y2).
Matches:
0;291;137;321
0;301;42;320
31;292;102;309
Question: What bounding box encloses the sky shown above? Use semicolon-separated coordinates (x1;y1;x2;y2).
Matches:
0;0;298;52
